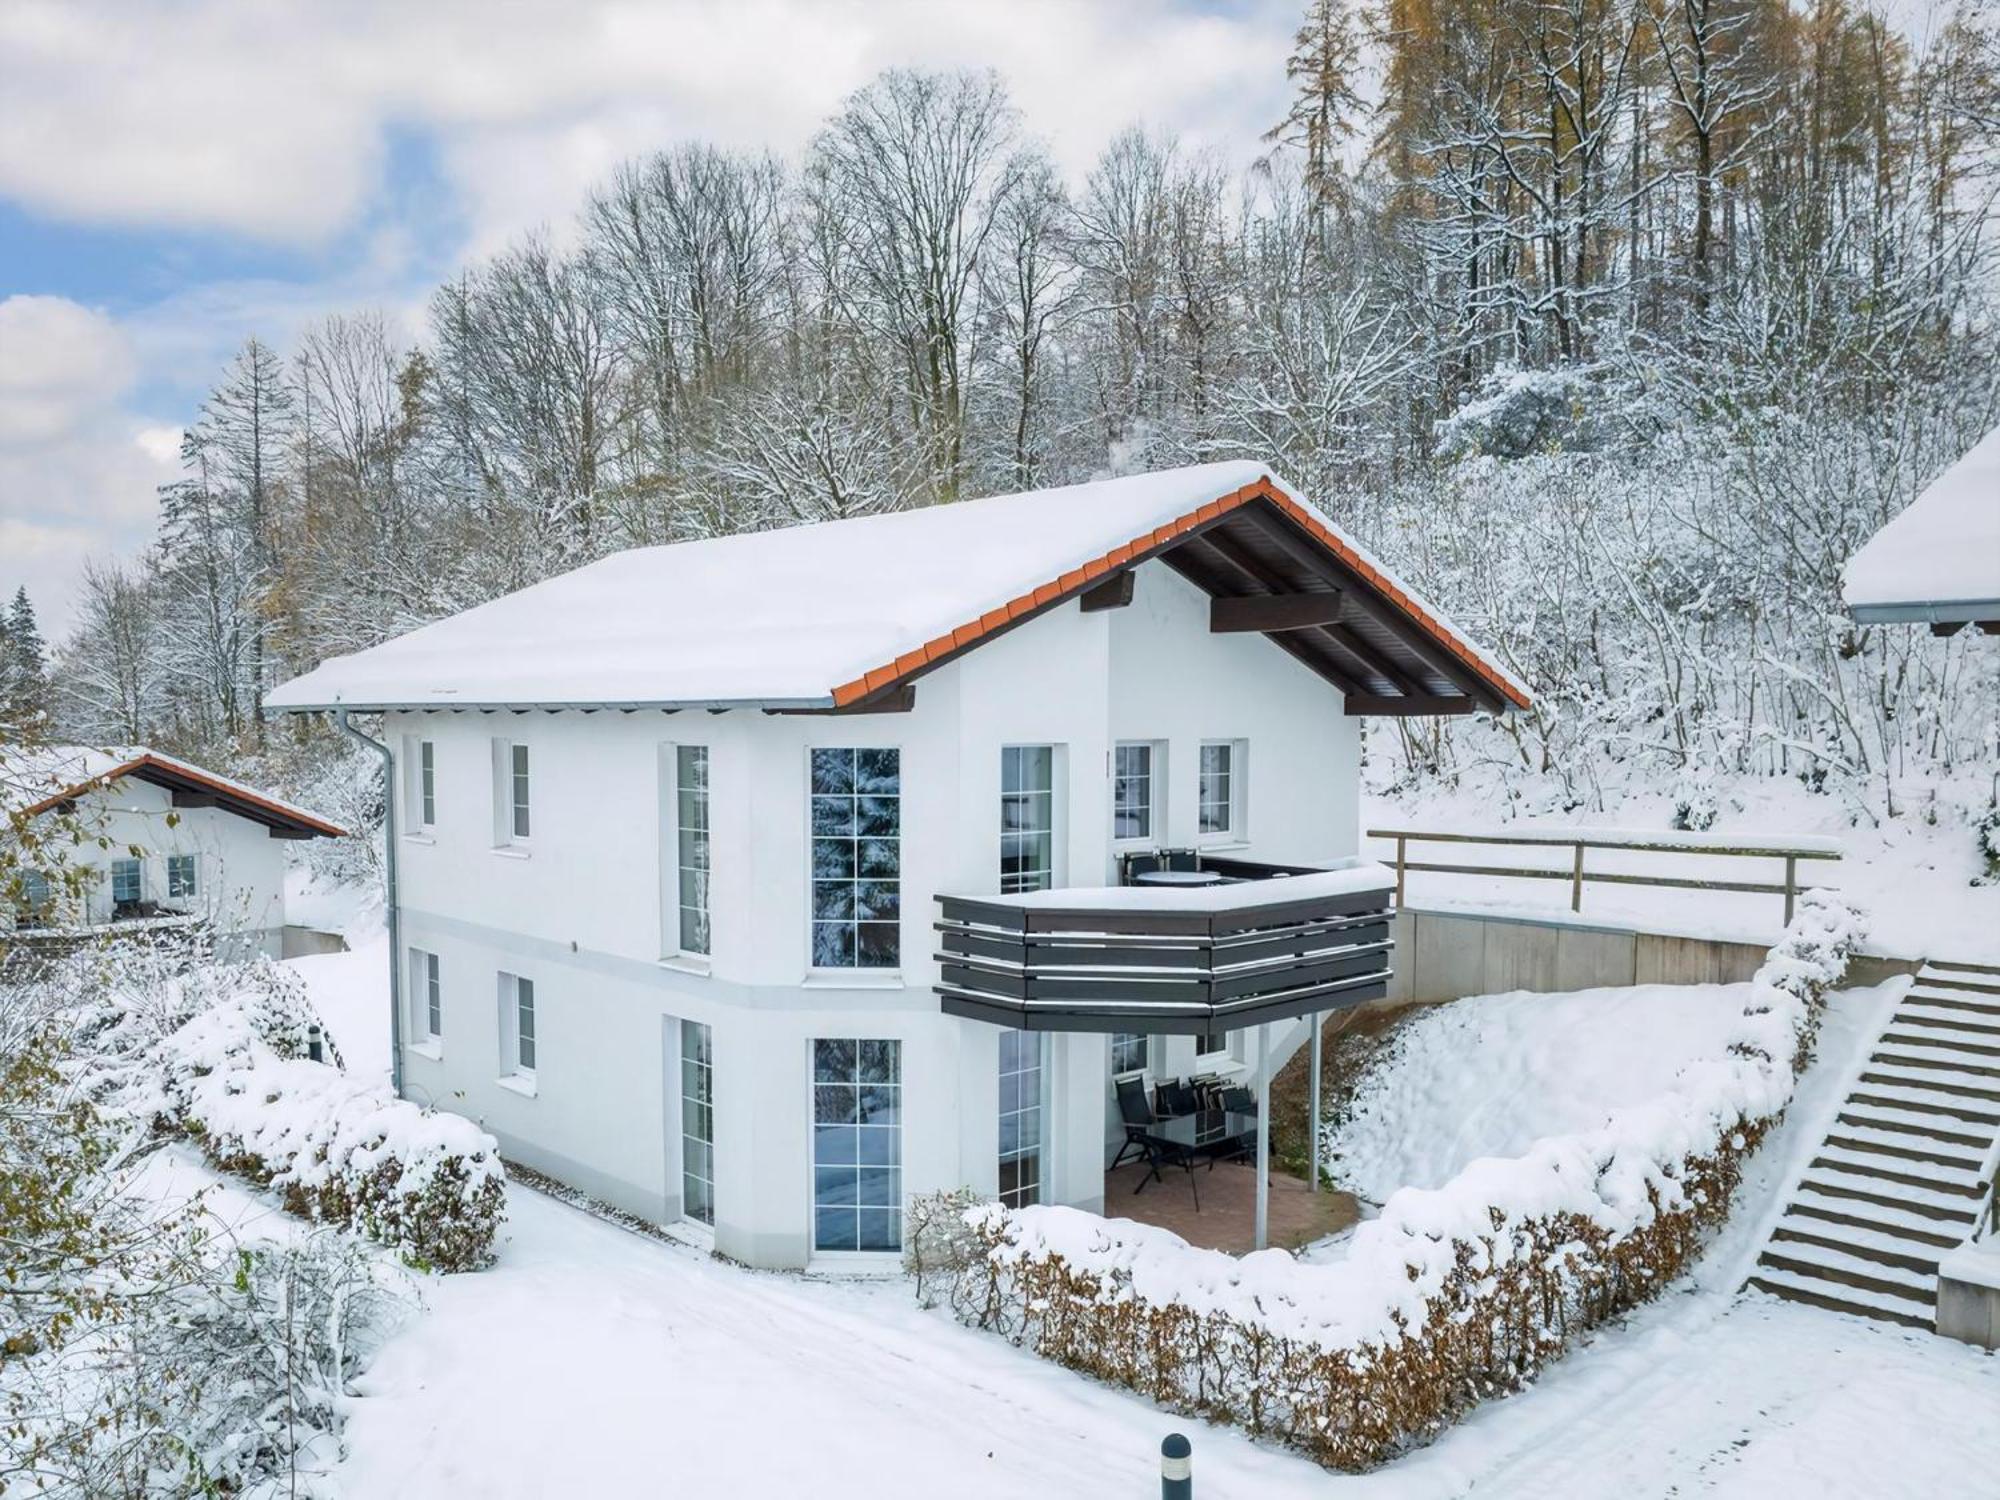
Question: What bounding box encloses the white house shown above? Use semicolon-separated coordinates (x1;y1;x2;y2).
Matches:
267;461;1525;1269
1843;423;2000;631
3;746;345;957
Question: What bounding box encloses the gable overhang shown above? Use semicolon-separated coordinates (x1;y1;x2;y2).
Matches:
20;753;347;839
829;477;1529;717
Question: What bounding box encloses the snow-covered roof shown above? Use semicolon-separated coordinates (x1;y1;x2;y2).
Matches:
1843;425;2000;624
266;462;1529;714
3;745;345;838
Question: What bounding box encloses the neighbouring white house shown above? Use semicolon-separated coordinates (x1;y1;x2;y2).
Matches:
3;746;346;957
266;461;1526;1270
1844;423;2000;631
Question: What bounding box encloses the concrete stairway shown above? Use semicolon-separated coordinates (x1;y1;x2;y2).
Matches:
1747;959;2000;1329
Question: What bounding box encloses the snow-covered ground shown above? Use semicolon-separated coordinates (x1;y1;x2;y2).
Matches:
1363;778;2000;962
1328;980;1759;1201
269;918;1997;1498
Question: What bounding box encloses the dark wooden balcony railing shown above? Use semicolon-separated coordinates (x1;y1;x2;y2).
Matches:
934;862;1396;1034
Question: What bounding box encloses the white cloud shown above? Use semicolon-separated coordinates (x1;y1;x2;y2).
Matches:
0;0;1297;251
0;295;179;638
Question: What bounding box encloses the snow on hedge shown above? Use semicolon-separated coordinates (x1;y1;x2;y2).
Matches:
153;966;506;1273
933;889;1864;1469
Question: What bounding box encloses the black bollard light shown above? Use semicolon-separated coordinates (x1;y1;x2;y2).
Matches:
1160;1433;1191;1500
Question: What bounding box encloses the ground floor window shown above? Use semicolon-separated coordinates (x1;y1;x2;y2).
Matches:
998;1029;1044;1209
110;857;142;907
811;1038;901;1252
409;948;441;1043
499;972;536;1078
1109;1032;1147;1075
681;1019;714;1227
1195;1027;1231;1062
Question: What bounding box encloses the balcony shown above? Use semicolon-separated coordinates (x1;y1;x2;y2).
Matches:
934;855;1396;1034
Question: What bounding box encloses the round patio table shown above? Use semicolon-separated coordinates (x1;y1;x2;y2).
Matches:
1132;869;1225;886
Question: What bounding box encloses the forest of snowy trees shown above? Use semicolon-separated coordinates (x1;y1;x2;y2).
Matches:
38;0;2000;828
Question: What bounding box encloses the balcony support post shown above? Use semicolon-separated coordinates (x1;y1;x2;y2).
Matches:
1308;1010;1322;1194
1254;1022;1271;1252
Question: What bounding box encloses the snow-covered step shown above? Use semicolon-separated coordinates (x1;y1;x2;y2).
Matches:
1875;1022;2000;1057
1796;1168;1989;1220
1819;1126;1986;1172
1808;1143;1985;1197
1835;1103;1992;1148
1904;984;2000;1012
1787;1188;1974;1246
1857;1060;2000;1101
1755;1241;1936;1307
1923;959;2000;981
1895;1009;2000;1041
1847;1084;2000;1127
1915;969;2000;993
1743;1269;1934;1330
1768;1220;1945;1274
1869;1044;2000;1080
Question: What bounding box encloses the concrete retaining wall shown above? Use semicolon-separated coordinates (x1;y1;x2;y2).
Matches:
1937;1247;2000;1350
281;925;348;959
1387;906;1919;1004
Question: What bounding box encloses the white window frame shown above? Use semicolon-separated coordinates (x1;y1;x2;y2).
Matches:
808;1037;904;1257
1000;744;1063;894
491;739;531;850
680;1018;715;1228
998;1029;1048;1210
498;971;536;1088
806;747;901;975
110;857;144;907
1111;740;1163;846
1197;739;1247;845
1109;1031;1149;1078
403;736;437;833
661;743;711;963
1195;1027;1233;1065
408;948;442;1052
166;852;199;900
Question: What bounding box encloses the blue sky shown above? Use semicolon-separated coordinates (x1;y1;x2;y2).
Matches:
0;0;1298;639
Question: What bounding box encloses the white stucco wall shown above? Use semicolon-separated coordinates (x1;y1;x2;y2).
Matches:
385;554;1362;1268
19;778;291;956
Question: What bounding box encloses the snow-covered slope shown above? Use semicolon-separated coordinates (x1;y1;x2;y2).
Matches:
1328;981;1756;1202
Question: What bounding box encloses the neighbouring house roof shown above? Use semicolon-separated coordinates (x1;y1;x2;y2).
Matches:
1844;425;2000;626
266;462;1531;718
4;746;346;839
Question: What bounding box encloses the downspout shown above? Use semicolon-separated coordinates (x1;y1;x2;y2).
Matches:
336;709;403;1098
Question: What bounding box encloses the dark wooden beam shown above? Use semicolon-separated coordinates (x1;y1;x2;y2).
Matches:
1161;549;1368;697
1078;570;1135;611
768;683;917;716
1931;620;1968;638
1198;525;1428;697
1344;694;1478;717
267;827;318;840
1209;592;1344;633
1981;620;2000;636
1236;506;1511;713
171;790;220;809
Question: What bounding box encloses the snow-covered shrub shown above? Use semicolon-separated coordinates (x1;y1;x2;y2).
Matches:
1976;798;2000;886
1671;765;1719;831
903;1187;988;1307
1434;364;1600;459
937;892;1864;1470
165;1015;506;1272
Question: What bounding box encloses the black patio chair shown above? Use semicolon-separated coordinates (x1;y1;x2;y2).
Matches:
1217;1085;1257;1116
1155;1078;1199;1118
1109;1075;1157;1172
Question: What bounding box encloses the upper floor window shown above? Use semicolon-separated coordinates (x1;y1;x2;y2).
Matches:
1000;745;1054;894
403;736;437;831
1112;742;1157;842
1198;741;1243;839
110;857;143;908
675;746;711;956
17;869;53;924
810;748;900;969
492;740;531;845
166;853;199;900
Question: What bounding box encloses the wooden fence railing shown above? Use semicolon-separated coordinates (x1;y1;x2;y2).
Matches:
1366;827;1842;924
